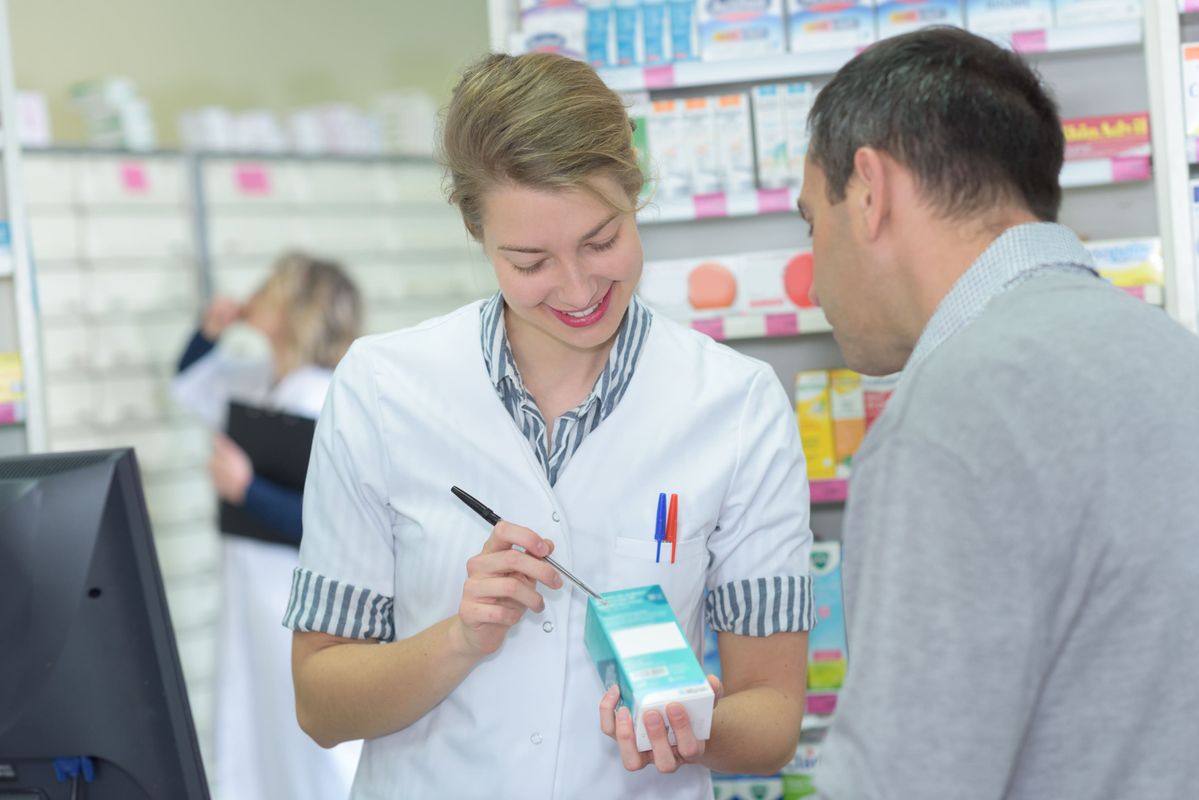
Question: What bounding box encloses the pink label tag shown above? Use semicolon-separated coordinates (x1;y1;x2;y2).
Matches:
806;693;839;716
756;187;792;215
643;64;675;89
1111;155;1150;183
810;479;848;504
1187;0;1199;11
1011;30;1047;53
0;404;16;425
120;163;149;193
764;312;799;337
1120;285;1146;300
235;164;271;195
692;318;725;341
693;192;728;219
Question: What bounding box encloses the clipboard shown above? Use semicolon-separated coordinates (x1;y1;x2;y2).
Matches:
218;400;316;547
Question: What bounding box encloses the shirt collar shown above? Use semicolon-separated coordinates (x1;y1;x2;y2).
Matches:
479;292;653;409
904;222;1097;375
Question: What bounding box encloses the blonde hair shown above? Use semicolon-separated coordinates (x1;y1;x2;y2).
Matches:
440;52;644;240
256;252;363;372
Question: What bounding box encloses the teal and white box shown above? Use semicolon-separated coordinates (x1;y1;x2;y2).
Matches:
787;0;876;53
1052;0;1141;26
698;0;786;61
876;0;964;38
585;585;715;752
965;0;1051;34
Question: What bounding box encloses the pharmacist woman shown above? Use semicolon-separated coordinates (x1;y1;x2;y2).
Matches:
286;52;814;799
172;253;364;800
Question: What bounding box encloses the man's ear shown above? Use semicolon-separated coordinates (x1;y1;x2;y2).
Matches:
851;146;890;242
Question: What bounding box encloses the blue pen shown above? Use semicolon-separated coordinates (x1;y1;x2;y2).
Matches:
655;492;667;563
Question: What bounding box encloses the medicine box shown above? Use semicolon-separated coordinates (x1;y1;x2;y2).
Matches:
876;0;964;38
795;370;837;480
585;584;715;752
787;0;876;53
1052;0;1141;26
1082;238;1163;288
1184;45;1199;138
697;0;786;61
808;542;848;691
964;0;1052;35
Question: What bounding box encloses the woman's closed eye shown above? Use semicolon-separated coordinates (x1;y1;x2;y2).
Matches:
589;233;619;253
513;259;548;273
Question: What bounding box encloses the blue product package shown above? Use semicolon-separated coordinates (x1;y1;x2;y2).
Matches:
669;0;697;60
587;1;614;66
585;584;715;751
642;0;669;64
615;0;641;65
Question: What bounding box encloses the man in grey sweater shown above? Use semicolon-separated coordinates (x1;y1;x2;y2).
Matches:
799;27;1199;799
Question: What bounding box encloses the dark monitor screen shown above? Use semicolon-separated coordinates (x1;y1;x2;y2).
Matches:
0;449;210;799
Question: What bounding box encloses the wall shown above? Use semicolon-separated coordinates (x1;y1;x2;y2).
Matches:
9;0;491;145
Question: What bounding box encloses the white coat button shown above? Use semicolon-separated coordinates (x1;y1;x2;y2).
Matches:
530;732;543;745
543;621;554;633
552;511;561;522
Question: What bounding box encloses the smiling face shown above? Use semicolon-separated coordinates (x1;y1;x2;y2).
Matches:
479;175;643;356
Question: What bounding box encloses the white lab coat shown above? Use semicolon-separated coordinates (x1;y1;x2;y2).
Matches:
297;302;812;799
172;346;361;800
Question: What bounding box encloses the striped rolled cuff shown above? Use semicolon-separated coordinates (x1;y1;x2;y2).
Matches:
705;575;815;636
282;567;395;642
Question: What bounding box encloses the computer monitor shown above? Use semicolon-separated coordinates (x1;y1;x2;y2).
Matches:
0;449;210;799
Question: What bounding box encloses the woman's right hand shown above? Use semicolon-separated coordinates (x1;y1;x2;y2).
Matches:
453;521;563;658
202;295;243;340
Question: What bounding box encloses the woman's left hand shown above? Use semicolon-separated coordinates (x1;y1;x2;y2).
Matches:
209;433;253;504
599;674;723;773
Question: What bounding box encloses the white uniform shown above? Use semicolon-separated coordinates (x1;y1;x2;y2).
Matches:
291;302;813;799
172;347;361;800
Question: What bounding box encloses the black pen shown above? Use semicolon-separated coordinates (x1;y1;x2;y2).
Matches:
450;486;607;605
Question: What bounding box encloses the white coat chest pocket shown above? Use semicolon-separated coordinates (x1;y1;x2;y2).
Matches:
611;530;707;617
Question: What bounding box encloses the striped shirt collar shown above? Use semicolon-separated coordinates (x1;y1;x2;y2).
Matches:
905;222;1097;376
479;292;653;485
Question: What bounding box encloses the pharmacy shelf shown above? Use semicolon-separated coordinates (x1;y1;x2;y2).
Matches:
639;158;1148;225
598;20;1141;94
1060;154;1151;187
639;187;797;224
810;479;848;505
26;146;437;165
687;307;831;341
683;283;1159;344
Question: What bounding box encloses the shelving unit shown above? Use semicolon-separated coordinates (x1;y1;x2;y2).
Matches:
0;0;44;456
196;153;494;343
640;153;1153;225
1153;3;1199;332
489;3;1194;794
590;19;1141;94
21;146;495;772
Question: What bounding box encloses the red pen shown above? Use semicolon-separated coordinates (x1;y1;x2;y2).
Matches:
667;493;678;564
